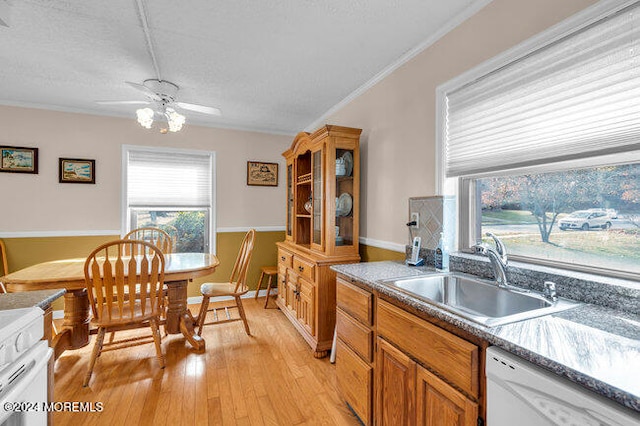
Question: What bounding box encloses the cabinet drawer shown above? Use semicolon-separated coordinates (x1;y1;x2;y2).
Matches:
293;256;315;281
336;340;372;426
336;308;373;362
377;299;479;397
278;249;293;269
337;277;373;326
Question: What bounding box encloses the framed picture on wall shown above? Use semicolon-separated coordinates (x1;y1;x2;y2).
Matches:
247;161;278;186
59;158;96;184
0;146;38;174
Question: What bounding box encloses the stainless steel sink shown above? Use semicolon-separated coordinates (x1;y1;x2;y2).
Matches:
383;272;580;327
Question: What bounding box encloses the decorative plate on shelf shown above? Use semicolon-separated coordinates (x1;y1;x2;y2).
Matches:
341;152;353;177
336;192;353;217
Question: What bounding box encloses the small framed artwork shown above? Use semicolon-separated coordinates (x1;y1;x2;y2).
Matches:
0;146;38;174
59;158;96;184
247;161;278;187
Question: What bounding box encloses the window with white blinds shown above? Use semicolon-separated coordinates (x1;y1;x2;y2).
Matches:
123;146;215;253
127;149;212;208
444;1;640;177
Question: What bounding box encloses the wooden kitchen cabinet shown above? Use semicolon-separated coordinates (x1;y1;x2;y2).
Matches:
336;277;375;425
376;299;480;398
376;299;481;426
335;274;484;426
376;341;479;426
277;126;361;357
416;364;478;426
376;337;417;426
336;339;373;424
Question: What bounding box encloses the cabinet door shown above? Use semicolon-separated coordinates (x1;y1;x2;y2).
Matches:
416;364;478;426
277;265;287;305
286;272;298;312
286;162;293;240
297;277;316;336
311;147;324;250
376;338;416;426
335;147;356;250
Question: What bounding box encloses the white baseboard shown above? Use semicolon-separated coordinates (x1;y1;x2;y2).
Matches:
51;289;278;319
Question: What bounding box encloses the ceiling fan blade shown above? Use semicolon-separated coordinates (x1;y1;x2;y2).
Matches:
125;81;162;101
175;102;222;116
95;100;151;105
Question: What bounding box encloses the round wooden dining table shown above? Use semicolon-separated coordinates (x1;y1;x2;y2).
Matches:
2;253;219;357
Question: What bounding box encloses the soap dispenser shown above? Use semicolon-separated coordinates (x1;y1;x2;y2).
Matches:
434;232;449;271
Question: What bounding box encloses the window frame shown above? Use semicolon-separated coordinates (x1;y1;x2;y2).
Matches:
435;0;640;281
122;145;217;254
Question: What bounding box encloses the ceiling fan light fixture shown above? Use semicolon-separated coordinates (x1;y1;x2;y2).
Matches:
135;106;185;133
165;107;185;132
136;107;154;129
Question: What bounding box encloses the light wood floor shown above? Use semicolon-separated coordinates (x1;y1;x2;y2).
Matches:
52;297;361;426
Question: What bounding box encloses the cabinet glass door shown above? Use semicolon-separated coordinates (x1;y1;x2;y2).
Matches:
312;150;323;246
287;164;293;238
335;148;354;247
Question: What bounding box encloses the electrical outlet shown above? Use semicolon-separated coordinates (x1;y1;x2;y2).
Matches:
410;212;419;229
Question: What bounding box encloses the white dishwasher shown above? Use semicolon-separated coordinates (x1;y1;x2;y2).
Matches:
486;346;640;426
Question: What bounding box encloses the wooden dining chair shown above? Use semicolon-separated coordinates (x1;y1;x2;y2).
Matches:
123;227;174;331
124;227;174;254
0;239;8;293
195;229;256;336
83;239;166;387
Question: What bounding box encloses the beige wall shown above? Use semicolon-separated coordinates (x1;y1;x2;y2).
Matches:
319;0;597;248
0;105;291;234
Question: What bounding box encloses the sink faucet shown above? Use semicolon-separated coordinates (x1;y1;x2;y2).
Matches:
543;281;558;303
472;232;508;287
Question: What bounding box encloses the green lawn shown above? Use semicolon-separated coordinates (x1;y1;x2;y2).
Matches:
482;209;538;224
481;227;640;273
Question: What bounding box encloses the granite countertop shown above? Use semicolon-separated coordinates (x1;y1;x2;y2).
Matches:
331;261;640;414
0;289;66;311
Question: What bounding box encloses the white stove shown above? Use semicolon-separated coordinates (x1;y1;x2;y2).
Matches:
0;308;44;373
0;307;51;426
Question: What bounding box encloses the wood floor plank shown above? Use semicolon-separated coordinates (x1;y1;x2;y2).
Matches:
207;396;223;425
256;394;280;426
52;300;361;425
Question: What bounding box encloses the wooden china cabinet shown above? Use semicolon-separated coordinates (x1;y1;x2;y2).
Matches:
276;125;361;358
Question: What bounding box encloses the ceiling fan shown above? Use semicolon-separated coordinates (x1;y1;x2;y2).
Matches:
96;79;222;133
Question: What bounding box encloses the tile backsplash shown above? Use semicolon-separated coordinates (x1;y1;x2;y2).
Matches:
408;196;455;250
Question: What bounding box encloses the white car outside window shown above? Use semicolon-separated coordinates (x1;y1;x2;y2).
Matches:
558;210;612;231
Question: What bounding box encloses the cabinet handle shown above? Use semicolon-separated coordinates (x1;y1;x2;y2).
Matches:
298;266;304;272
281;256;286;261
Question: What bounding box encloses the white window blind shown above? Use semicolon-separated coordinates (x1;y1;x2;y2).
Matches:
445;2;640;177
127;149;212;208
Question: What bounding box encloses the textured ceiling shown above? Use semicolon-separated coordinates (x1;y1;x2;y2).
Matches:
0;0;481;134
